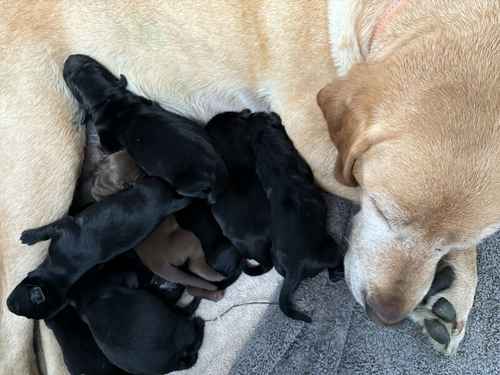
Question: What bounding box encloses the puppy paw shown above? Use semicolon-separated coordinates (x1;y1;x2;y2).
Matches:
410;250;478;355
20;229;46;245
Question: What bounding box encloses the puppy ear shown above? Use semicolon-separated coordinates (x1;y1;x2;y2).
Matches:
317;64;385;187
118;74;128;88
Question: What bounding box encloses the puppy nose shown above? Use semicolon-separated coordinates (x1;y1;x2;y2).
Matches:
365;295;406;326
63;54;92;79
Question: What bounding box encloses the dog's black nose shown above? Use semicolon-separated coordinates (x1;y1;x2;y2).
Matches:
365;294;406;326
6;294;20;314
63;54;94;80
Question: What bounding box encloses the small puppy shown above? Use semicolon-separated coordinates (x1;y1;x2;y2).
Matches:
7;177;191;319
175;200;243;290
137;217;226;301
250;112;343;323
92;151;226;301
46;306;128;375
63;54;227;202
68;257;204;374
205;110;273;275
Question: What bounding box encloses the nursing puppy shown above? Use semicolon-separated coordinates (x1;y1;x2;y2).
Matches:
63;54;227;202
46;306;128;375
68;262;204;374
92;151;227;301
175;200;243;290
48;251;202;375
7;177;191;319
137;217;227;300
206;110;273;275
250;112;343;323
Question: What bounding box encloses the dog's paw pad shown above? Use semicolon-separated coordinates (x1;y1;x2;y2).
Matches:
424;319;450;346
432;297;457;323
30;286;46;304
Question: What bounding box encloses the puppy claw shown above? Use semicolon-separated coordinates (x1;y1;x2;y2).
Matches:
30;287;46;304
431;297;457;323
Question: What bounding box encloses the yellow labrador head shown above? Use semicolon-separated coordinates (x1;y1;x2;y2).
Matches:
318;60;500;325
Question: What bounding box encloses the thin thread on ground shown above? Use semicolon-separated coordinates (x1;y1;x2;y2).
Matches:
204;302;279;322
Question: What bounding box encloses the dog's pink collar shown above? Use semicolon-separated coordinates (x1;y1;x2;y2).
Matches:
368;0;409;53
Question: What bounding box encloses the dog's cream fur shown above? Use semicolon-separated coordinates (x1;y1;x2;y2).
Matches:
0;0;497;373
319;0;498;354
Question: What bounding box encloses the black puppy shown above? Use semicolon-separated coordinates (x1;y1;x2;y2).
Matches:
175;200;242;289
47;251;194;375
65;257;204;374
46;306;129;375
63;54;227;202
250;112;343;323
205;110;273;275
7;177;191;319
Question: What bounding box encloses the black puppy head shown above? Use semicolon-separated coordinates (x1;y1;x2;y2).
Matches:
63;54;127;112
205;109;257;169
7;278;66;319
248;111;283;129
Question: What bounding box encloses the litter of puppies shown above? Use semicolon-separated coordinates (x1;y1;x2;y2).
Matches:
7;55;344;374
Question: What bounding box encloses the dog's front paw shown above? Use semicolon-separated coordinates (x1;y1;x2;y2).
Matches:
410;249;478;355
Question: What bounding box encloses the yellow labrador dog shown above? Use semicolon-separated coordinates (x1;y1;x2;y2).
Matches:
0;0;498;373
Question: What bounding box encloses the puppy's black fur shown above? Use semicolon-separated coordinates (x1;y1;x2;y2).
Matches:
250;112;343;323
175;200;242;289
65;255;204;375
205;110;273;276
7;177;191;319
46;306;129;375
63;54;227;202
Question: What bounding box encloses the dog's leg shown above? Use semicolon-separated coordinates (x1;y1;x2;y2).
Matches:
186;287;225;302
410;247;478;355
188;255;226;282
20;217;74;245
150;263;219;292
278;272;312;323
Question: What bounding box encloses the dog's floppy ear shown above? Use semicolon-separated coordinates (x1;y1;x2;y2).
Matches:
317;64;386;187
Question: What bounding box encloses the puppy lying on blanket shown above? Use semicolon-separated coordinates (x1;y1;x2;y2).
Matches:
175;200;243;291
46;252;198;375
65;254;204;375
92;150;226;301
46;306;128;375
63;54;227;203
7;177;191;319
250;112;344;323
206;110;273;276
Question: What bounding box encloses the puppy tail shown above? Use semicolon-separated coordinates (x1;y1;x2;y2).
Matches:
279;272;312;323
243;260;273;276
319;237;344;282
20;218;69;245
